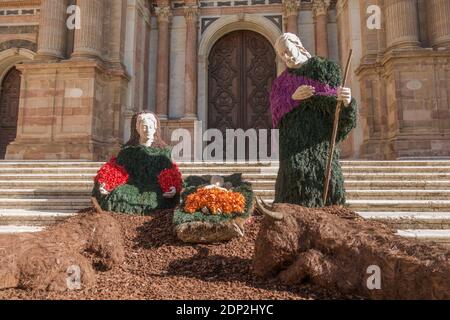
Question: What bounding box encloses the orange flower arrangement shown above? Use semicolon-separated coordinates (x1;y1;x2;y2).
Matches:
184;187;246;215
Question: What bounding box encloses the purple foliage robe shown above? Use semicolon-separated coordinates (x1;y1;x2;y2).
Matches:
270;69;338;128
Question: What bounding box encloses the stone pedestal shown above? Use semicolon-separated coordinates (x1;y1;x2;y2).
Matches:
358;50;450;159
160;119;196;144
5;61;129;161
159;118;197;161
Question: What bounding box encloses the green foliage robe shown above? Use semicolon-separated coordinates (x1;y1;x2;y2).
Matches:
93;145;180;215
272;57;358;207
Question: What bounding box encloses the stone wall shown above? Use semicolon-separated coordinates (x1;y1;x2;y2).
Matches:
354;0;450;159
1;0;448;160
5;60;128;160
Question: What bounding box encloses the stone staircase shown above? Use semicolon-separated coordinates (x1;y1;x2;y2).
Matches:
0;160;450;246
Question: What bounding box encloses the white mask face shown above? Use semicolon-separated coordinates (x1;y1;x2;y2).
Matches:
137;115;157;147
275;33;311;69
280;44;310;69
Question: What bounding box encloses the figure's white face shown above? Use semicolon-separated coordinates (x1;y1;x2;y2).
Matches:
278;42;310;69
138;115;157;146
210;176;224;187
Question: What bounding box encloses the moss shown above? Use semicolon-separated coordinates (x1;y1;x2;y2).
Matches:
173;174;254;226
92;145;180;215
288;56;342;87
275;57;358;207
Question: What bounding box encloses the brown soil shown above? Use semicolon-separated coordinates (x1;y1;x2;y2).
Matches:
2;204;448;300
253;203;450;300
0;209;343;300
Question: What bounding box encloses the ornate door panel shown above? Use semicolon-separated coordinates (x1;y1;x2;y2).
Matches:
0;67;21;159
208;30;276;159
208;31;241;134
242;31;276;131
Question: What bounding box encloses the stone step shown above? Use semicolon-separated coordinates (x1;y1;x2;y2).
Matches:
0;161;103;168
257;198;450;212
348;200;450;212
3;165;450;175
0;189;92;198
340;160;450;167
225;189;450;200
1;181;450;197
345;180;450;190
396;229;450;246
0;225;45;234
252;180;450;191
0;167;270;174
0;173;97;180
1;199;448;213
3;160;450;167
1;181;449;195
179;161;450;167
358;212;450;229
342;166;450;173
0;167;101;174
0;173;275;181
345;189;450;200
1;188;448;201
0;166;450;175
0;180;94;189
1;172;450;182
2;197;447;212
344;173;450;181
246;189;450;201
0;209;76;226
0;198;90;210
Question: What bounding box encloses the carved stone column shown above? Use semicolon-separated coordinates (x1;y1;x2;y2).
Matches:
72;0;105;60
36;0;69;60
283;0;300;35
385;0;420;49
108;0;127;64
427;0;450;48
183;3;199;119
312;0;330;57
155;3;172;120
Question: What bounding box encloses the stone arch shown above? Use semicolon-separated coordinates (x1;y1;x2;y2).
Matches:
198;14;283;129
0;47;34;158
0;39;37;53
0;47;35;83
0;66;22;159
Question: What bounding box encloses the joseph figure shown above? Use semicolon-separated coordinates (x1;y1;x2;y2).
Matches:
270;33;357;207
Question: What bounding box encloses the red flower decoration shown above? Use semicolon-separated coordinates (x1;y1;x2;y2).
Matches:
158;163;183;193
95;157;129;192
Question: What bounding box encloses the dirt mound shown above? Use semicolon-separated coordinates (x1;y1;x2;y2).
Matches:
0;211;338;300
253;202;450;299
0;211;124;292
2;204;448;300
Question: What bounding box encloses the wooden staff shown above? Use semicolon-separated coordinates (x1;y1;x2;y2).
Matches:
323;49;353;206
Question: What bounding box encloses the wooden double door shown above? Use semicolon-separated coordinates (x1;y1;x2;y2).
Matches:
208;30;276;160
0;67;21;159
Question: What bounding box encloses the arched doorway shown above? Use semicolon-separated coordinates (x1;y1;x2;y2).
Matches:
207;30;276;160
0;67;21;159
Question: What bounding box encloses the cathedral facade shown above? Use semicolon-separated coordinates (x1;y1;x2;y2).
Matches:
0;0;449;161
